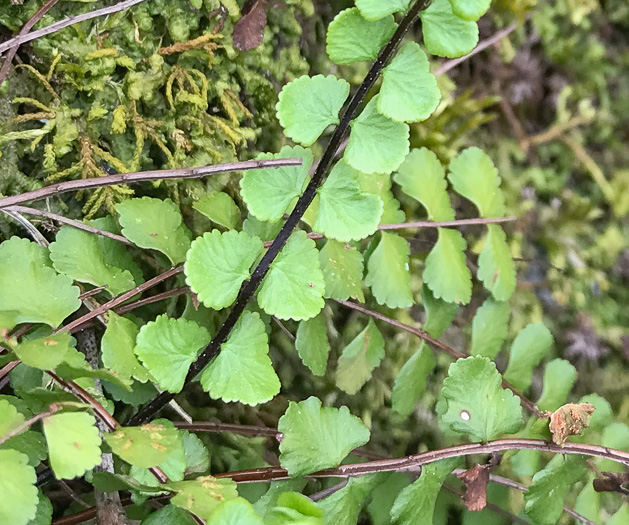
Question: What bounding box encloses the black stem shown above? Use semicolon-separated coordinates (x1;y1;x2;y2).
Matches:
126;0;430;426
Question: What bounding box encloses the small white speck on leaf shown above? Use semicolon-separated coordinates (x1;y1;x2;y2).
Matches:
460;410;471;421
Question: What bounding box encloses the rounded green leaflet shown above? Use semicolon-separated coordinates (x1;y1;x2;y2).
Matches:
344;96;410;175
326;8;397;65
394;147;455;221
14;333;71;370
276;75;350;146
0;237;80;328
0;449;38;525
200;311;280;406
439;356;523;442
355;0;411;20
240;145;313;222
448;0;491;21
0;398;25;437
49;225;137;297
477;224;516;301
277;396;370;477
379;42;441;123
43;412;102;479
448;147;506;218
133;315;211;394
116;197;192;265
419;0;479;58
319;239;365;302
258;231;325;321
105;423;181;468
193;192;241;230
423;228;472;305
313;160;383;242
207;498;264;525
184;230;264;310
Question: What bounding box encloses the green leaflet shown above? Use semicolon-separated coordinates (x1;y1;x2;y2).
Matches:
0;237;80;327
200;311;280;405
394;147;455;221
0;449;38;525
419;0;479;58
278;396;370;476
266;492;324;525
379;43;441;123
206;498;264;524
448;0;491;21
536;359;577;412
296;313;330;376
345;96;410;175
422;284;458;338
43;412;102;479
166;476;239;520
193;192;241;230
599;423;629;472
277;75;350;146
524;455;588;525
319;474;383;525
133;315;211;394
141;505;199;525
13;333;71;370
390;458;460;525
356;0;411;20
470;298;510;359
477;225;516;301
423;228;472;304
49;225;138;296
116;197;192;265
366;232;413;308
356;171;405;224
448;147;506;218
573;480;600;525
105;423;181;468
439;356;523;441
319;240;365;301
503;323;553;391
184;230;263;310
258;231;325;321
336;319;385;394
240;146;313;222
609;506;629;525
101;312;150;382
314;160;383;242
326;8;397;65
392;342;436;417
0;398;25;437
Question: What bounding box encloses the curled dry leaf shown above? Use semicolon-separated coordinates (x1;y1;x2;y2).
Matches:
593;472;629;495
548;403;595;446
457;464;491;511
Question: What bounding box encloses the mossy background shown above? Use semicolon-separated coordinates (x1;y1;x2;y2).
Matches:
1;1;629;522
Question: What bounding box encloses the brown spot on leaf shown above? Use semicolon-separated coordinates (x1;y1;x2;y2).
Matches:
122;439;133;450
44;338;59;346
457;464;491;511
73;441;82;450
307;282;314;288
549;403;595;446
150;232;159;237
151;442;166;452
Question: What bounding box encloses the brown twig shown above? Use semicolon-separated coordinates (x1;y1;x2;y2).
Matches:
0;0;60;89
0;404;60;446
6;205;133;245
114;286;190;315
175;421;281;439
0;158;302;210
56;266;184;334
334;299;546;418
214;438;629;483
0;0;149;55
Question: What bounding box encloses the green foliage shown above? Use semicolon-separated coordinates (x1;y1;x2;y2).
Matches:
366;232;413;308
42;412;102;479
278;397;370;476
14;333;71;370
193;192;241;230
503;323;553;390
134;315;211;393
336;320;385;394
419;0;479;58
295;313;330;376
439;356;523;441
105;423;181;468
0;449;38;525
166;477;239;519
470;298;510;359
277;75;350;146
200;311;280;405
319;240;365;301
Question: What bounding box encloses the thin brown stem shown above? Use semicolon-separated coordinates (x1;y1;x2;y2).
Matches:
57;266;184;334
334;299;545;418
175;421;281;440
6;205;133;245
378;216;517;229
0;158;302;210
115;287;190;315
215;438;629;483
0;0;60;88
0;405;59;446
0;0;149;55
